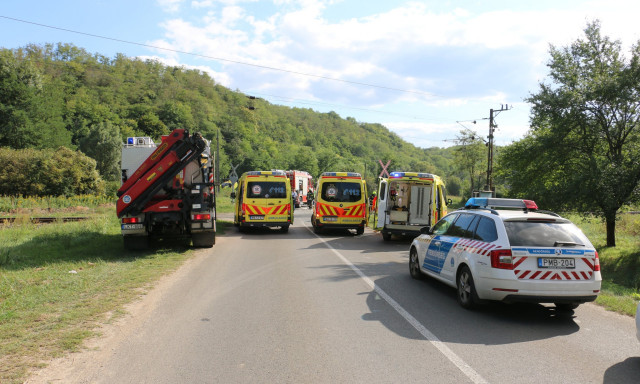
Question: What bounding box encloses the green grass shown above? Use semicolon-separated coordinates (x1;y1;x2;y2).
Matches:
0;203;196;383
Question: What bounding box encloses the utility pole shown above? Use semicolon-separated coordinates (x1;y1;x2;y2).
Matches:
484;104;510;195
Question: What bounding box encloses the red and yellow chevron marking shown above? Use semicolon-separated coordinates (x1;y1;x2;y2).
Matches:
513;256;594;281
243;203;290;215
315;202;365;217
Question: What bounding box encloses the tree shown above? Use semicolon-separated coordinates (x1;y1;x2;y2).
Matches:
78;122;122;181
452;128;486;198
500;21;640;246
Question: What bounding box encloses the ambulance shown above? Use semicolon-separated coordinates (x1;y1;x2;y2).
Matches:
374;171;450;241
233;170;293;232
311;172;368;235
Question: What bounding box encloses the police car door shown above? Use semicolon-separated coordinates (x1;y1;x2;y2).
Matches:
439;213;479;281
423;213;458;275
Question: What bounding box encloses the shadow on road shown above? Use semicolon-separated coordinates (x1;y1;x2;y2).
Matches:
603;357;640;384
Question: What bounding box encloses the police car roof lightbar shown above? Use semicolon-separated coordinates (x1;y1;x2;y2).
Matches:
465;198;538;210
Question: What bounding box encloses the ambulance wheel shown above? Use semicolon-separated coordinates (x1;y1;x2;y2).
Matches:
457;266;479;309
555;302;580;311
382;231;391;241
409;247;424;280
123;235;148;251
281;225;289;233
192;232;215;247
356;226;364;235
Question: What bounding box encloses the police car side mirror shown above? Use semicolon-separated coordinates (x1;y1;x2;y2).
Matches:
420;226;432;234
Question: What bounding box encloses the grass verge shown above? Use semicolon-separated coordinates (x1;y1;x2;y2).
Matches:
0;204;196;384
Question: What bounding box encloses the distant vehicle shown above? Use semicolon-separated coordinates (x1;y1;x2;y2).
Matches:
117;130;216;250
409;198;601;310
233;171;293;232
285;170;313;208
311;172;367;235
374;171;450;241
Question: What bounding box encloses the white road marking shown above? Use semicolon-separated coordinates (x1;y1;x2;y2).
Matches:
304;223;489;384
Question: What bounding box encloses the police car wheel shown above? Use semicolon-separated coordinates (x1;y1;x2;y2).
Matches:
382;231;391;241
409;248;423;280
456;266;478;309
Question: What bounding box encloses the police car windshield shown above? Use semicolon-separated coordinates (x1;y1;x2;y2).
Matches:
247;181;287;199
504;221;590;247
321;182;361;203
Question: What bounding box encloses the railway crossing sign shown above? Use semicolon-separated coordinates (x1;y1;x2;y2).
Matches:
229;162;241;184
378;160;391;178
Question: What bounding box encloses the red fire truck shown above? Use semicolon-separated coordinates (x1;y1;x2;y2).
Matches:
285;170;313;207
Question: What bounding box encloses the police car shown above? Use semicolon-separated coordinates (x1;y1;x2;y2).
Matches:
409;198;602;310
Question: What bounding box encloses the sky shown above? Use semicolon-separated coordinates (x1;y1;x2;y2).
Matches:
2;0;640;148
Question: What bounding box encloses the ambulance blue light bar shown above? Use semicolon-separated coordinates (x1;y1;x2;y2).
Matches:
246;171;286;176
465;198;538;210
389;172;434;179
321;172;361;177
127;137;134;145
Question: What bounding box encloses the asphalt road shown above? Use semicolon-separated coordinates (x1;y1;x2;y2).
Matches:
35;208;640;383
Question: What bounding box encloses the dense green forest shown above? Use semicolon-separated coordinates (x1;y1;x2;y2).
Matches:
0;43;472;197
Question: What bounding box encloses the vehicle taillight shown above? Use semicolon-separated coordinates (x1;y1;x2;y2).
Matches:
192;213;210;221
594;251;600;271
122;217;139;224
490;249;514;270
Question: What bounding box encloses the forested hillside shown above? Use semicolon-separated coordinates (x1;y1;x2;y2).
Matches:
0;43;463;195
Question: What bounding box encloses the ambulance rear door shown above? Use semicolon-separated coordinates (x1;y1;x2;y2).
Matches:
409;184;432;225
376;179;388;229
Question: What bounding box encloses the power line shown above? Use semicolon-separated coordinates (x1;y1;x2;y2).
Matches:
244;90;448;122
0;15;436;98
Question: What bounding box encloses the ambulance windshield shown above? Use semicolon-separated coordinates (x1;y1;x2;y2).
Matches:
321;182;362;203
247;181;287;199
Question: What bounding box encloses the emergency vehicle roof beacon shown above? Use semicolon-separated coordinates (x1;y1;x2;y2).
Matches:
233;171;293;233
409;198;602;311
311;172;368;235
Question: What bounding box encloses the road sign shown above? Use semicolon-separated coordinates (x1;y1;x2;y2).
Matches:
229;162;241;184
378;160;391;178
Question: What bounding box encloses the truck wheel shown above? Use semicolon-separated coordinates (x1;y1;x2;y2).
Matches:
192;232;215;247
123;235;149;251
382;231;391;241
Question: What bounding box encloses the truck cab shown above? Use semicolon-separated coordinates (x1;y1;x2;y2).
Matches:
375;171;449;241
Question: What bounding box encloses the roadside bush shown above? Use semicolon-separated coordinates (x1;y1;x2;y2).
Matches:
0;147;105;197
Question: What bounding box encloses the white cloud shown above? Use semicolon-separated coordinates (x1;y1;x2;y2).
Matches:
157;0;185;13
150;0;640;147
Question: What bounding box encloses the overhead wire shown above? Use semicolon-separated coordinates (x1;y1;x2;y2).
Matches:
0;15;436;98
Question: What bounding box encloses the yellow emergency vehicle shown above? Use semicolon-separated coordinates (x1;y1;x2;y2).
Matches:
311;172;368;235
233;170;293;232
374;171;450;240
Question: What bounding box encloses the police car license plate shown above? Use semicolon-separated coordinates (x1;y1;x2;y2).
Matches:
121;224;144;230
323;216;338;222
249;215;265;220
538;258;575;269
